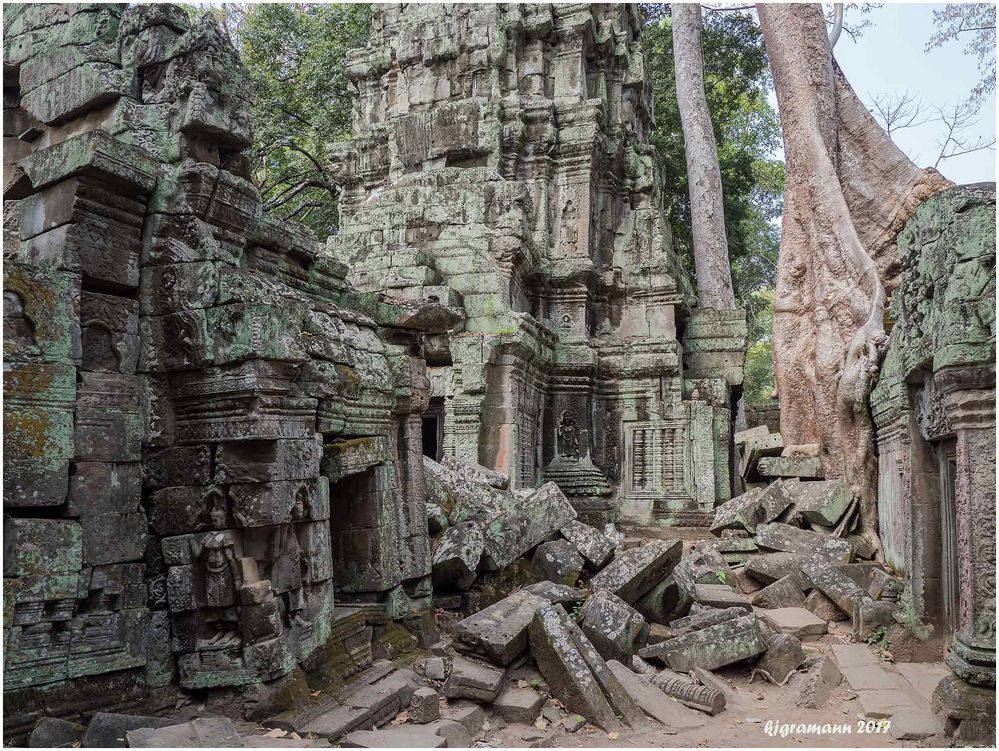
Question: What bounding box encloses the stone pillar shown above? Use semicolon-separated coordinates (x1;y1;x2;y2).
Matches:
933;364;996;740
938;366;996;685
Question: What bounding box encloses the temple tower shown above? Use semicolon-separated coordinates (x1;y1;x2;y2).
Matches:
330;3;746;525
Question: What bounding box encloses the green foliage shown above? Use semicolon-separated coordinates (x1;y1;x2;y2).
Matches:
642;5;781;392
715;570;728;584
239;3;373;235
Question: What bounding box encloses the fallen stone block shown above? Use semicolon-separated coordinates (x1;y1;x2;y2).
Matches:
606;661;705;729
580;589;649;663
709;537;759;565
740;432;784;478
28;717;86;748
854;600;896;640
479;482;577;570
560;519;613;568
790;656;842;709
429;719;472;748
442;655;504;702
791;480;855;527
754;632;805;685
126;718;243;748
492;685;545;724
759;607;828;638
639;614;766;671
751;574;806;609
410;687;440;725
728;566;764;595
756;456;823;479
800;557;872;616
804;589;849;621
648;668;726;715
531;539;583;586
431;521;484;591
691;667;737;702
734;425;770;446
588;539;682;604
745;552;806;584
82;714;182;748
692;583;752;612
565;616;646;729
440;700;486;736
710;480;793;535
527;604;621;731
523;581;587;604
635;574;683;624
669;606;745;636
342;726;445;748
755;523;852;563
453;589;549;665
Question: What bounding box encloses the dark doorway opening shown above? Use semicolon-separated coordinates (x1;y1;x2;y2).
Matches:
422;397;444;461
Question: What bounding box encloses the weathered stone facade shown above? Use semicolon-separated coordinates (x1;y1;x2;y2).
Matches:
329;3;746;526
3;2;458;734
869;183;995;737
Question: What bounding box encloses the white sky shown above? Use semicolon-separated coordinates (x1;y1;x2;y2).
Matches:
825;2;996;184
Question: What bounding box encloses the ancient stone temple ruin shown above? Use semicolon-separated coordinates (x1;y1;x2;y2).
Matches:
329;3;747;526
2;2;996;748
3;2;459;734
869;183;996;735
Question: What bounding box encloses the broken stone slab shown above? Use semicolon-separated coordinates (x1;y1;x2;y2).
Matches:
728;566;764;595
440;700;486;736
479;482;577;571
759;607;829;638
755;523;853;563
888;709;944;740
442;655;504;702
531;539;583;586
82;713;182;748
559;519;614;568
854;600;897;640
341;726;445;748
691;667;738;703
800;556;872;616
710;480;795;535
734;425;770;446
739;432;785;478
523;581;587;604
754;632;805;685
635;574;683;624
431;520;484;591
745;552;806;584
492;685;545;724
669;606;745;636
126;718;243;747
28;717;86;748
527;604;621;731
639;614;766;672
648;669;726;715
790;656;842;709
452;589;550;666
756;456;823;479
692;584;752;612
708;537;759;565
410;687;441;725
804;589;849;621
579;589;649;663
588;539;682;604
751;574;807;609
606;660;705;730
791;480;855;527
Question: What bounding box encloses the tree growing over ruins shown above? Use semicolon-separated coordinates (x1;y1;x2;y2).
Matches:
756;3;953;545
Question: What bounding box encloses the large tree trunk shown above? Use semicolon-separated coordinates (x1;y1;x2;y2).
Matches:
672;2;736;310
757;3;951;546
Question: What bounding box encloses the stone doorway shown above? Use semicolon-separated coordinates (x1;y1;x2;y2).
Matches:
422;397;445;462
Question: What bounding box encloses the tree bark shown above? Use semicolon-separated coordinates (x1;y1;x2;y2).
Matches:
757;3;951;544
672;2;736;310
